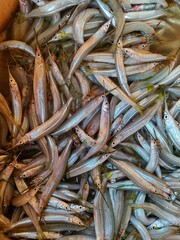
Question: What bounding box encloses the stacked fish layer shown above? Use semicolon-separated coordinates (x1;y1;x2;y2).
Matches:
0;0;180;239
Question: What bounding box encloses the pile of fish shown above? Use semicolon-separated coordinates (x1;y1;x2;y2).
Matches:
0;0;180;239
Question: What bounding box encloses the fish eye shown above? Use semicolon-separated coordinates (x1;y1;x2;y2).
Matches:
164;115;168;119
141;44;145;48
112;141;115;146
